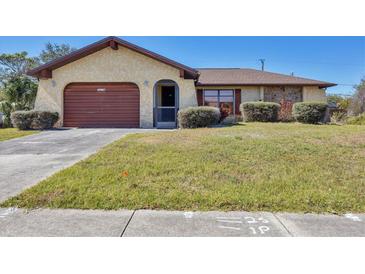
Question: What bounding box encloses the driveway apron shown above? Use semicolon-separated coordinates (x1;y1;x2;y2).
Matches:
0;128;154;202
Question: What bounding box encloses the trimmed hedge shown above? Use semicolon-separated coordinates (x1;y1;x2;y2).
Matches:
11;110;59;130
178;106;220;128
240;102;280;122
292;102;327;124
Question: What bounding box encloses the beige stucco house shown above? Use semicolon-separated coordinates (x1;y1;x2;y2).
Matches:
27;36;336;128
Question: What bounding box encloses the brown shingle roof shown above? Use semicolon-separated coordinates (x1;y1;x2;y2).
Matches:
196;68;336;88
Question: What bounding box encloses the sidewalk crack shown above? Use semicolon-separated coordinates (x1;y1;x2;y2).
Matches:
273;213;293;237
120;210;136;237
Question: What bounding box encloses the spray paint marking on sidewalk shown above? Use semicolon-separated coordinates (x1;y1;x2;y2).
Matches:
216;216;272;235
344;213;362;222
0;207;17;219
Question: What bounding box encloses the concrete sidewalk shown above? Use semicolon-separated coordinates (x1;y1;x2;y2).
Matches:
1;208;364;237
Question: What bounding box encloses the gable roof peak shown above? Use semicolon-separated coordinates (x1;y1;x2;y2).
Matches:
27;36;198;79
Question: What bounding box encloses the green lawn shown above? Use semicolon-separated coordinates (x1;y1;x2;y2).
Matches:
2;123;365;213
0;128;38;142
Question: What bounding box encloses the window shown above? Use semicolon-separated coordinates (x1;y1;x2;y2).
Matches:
203;89;235;118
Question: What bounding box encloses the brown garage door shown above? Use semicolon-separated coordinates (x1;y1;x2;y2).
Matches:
64;83;140;128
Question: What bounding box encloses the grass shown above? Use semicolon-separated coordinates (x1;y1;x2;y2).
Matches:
2;123;365;213
0;128;38;142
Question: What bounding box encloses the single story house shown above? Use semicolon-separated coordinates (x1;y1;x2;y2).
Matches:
28;36;336;128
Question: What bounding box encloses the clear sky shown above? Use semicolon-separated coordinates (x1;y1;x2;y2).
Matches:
1;36;364;95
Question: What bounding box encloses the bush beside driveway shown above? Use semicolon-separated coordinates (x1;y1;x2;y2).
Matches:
2;123;365;213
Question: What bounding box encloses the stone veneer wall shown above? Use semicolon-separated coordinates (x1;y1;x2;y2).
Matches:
264;86;303;103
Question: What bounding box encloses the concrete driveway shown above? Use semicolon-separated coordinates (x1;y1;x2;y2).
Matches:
0;128;154;202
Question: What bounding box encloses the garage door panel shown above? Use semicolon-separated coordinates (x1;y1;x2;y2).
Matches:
64;83;140;128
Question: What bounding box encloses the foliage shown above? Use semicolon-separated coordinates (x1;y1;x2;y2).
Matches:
38;42;77;64
0;52;39;82
330;111;348;124
327;95;350;125
219;103;231;121
327;94;351;111
0;77;38;127
178;106;221;128
348;77;365;115
3;123;365;213
278;99;294;122
240;102;280;122
11;110;59;130
0;43;76;127
292;102;327;124
0;51;39;127
346;113;365;125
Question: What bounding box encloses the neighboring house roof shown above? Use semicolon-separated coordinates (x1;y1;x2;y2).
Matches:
27;36;199;79
196;68;336;88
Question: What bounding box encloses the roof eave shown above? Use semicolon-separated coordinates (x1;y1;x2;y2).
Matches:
196;83;337;88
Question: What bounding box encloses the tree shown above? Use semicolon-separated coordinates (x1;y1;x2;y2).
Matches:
349;77;365;115
0;76;37;127
0;52;39;83
38;42;76;64
0;42;76;127
0;52;39;126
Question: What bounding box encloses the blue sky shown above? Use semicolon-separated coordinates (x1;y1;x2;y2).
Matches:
1;36;364;95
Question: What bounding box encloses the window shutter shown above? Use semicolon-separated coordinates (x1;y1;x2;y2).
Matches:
235;89;241;114
196;89;203;106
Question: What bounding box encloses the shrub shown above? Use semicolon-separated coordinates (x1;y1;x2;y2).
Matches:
240;102;280;122
330;110;347;125
10;111;30;130
278;99;294;122
11;110;59;130
346;113;365;125
327;94;351;111
292;102;327;124
178;106;220;128
219;103;231;121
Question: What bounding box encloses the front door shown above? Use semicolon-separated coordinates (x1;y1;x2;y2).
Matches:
155;83;178;128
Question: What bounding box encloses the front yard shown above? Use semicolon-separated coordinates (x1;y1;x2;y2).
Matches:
2;123;365;213
0;128;38;142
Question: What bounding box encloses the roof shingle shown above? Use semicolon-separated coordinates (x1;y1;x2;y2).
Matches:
196;68;336;88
